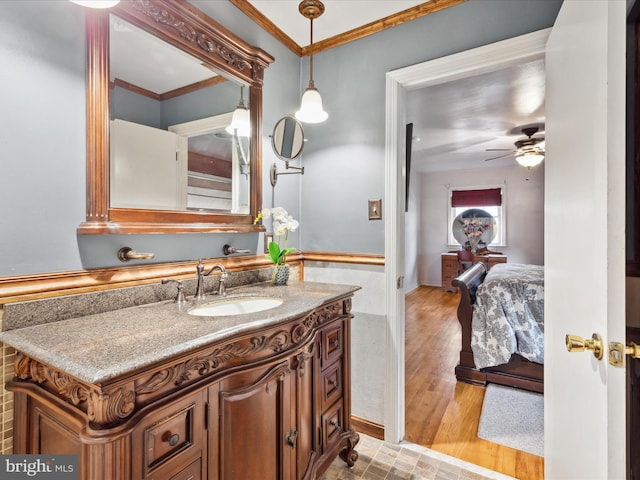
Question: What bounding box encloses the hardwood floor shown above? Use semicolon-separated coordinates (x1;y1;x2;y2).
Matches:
404;285;544;480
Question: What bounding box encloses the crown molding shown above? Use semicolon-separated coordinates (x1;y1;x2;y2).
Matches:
229;0;466;56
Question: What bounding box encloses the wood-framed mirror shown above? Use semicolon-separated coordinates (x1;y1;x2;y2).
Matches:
78;0;274;234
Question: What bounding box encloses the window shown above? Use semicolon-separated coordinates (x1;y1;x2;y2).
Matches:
448;186;505;246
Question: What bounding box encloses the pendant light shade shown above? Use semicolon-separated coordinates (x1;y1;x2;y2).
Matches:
295;0;328;124
226;86;250;137
295;83;328;123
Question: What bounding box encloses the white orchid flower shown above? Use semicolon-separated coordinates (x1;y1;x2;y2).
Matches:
255;206;298;265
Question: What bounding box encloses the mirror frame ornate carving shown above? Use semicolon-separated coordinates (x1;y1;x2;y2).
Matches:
78;0;274;234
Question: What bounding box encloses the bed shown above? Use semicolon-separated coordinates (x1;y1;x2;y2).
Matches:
451;262;544;393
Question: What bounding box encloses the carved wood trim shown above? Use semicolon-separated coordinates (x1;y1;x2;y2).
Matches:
229;0;466;56
14;353;136;427
116;0;273;87
292;343;315;377
219;360;290;400
134;301;345;397
0;252;380;305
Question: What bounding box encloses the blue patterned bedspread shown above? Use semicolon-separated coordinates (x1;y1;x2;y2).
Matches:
471;263;544;369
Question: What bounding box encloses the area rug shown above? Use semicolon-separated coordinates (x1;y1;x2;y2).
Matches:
478;384;544;457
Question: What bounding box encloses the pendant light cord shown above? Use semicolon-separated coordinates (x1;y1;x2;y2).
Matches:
309;17;314;86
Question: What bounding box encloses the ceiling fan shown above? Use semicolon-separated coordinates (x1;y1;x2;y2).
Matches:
484;125;545;168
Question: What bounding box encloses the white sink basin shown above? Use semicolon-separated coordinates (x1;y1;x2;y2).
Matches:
188;296;283;317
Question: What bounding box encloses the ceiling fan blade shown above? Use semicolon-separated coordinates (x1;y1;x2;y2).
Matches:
485;148;513;152
484;152;514;162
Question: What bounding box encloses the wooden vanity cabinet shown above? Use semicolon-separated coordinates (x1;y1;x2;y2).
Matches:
208;358;295;480
8;296;359;480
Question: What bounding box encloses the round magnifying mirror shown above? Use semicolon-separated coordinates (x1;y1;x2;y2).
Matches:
271;116;305;161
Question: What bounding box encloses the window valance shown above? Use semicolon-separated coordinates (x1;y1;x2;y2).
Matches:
451;188;502;207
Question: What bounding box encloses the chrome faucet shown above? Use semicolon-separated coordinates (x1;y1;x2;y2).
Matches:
195;260;228;299
161;279;187;305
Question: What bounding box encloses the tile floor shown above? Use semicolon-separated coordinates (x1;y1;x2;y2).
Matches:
320;434;515;480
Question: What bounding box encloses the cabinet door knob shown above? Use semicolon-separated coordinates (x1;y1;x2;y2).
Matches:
164;432;180;446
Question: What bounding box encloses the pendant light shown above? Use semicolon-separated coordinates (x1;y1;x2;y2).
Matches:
226;86;250;137
295;0;328;123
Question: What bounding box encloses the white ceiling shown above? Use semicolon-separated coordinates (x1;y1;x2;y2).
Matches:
406;59;546;173
247;0;426;47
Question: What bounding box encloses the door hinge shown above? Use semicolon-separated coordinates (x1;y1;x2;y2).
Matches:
397;276;404;289
204;402;209;429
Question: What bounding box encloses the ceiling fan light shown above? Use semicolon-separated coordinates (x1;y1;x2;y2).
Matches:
295;85;328;123
516;151;544;168
69;0;120;8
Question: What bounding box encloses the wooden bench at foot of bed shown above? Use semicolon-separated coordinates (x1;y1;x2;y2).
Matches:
452;262;544;394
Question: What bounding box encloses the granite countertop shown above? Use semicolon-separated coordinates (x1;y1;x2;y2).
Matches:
0;282;360;385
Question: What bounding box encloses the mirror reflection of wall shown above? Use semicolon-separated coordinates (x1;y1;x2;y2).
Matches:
109;14;250;214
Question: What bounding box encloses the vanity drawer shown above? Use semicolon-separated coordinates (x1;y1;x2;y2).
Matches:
134;391;204;479
319;321;344;369
165;458;202;480
320;361;343;410
320;399;345;452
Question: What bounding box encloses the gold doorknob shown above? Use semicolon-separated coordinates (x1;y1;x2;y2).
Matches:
608;341;640;367
565;333;604;360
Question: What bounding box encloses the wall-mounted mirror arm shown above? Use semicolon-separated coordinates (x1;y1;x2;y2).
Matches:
270;162;304;187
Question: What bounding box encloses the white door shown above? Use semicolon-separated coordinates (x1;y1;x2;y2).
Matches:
110;119;183;210
544;1;626;478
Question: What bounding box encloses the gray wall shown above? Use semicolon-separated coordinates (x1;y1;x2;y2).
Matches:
0;0;562;277
298;0;562;253
0;0;301;276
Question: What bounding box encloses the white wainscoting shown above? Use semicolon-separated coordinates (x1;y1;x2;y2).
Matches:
304;263;385;425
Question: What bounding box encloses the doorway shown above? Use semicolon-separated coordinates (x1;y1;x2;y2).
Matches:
383;27;551;444
386;4;632;477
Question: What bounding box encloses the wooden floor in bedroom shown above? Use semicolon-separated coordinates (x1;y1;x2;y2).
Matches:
404;285;544;480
